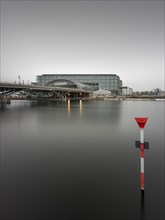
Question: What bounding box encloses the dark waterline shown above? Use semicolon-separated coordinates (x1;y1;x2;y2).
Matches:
0;100;164;220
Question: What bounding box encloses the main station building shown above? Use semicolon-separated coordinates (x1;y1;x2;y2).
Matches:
36;74;122;95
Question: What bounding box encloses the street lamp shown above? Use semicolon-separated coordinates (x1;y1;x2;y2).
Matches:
18;75;21;84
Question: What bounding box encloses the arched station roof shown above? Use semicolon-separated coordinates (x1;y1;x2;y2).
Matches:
47;79;94;91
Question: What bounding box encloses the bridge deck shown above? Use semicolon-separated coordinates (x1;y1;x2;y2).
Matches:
0;83;90;93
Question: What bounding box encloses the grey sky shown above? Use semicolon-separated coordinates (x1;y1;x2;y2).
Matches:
0;0;164;91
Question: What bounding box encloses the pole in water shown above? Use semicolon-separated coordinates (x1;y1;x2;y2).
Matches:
135;117;149;191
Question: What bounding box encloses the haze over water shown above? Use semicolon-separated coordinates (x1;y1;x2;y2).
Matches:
0;100;164;220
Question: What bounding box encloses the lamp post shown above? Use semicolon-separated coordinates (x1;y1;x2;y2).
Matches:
18;75;21;84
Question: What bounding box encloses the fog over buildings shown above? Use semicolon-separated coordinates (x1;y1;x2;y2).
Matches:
0;0;164;91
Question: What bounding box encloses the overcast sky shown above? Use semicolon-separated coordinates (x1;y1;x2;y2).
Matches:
0;0;164;91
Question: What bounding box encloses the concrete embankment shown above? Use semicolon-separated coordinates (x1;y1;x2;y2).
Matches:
92;96;165;101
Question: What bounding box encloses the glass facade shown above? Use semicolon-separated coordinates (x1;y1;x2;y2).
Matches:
36;74;122;95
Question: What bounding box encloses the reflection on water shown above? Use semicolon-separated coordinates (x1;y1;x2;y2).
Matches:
68;99;71;111
140;191;145;220
79;99;82;117
68;99;71;119
0;100;164;220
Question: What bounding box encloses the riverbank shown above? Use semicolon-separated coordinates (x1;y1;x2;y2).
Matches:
1;95;165;104
94;96;165;101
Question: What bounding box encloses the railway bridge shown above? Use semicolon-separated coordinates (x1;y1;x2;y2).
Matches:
0;81;91;108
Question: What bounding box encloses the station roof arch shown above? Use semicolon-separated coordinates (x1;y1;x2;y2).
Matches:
46;79;94;91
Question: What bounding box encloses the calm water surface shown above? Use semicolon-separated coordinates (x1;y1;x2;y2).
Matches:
0;100;164;220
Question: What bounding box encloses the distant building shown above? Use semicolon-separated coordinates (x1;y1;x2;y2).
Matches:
92;89;113;98
153;88;161;95
121;86;133;96
36;74;122;95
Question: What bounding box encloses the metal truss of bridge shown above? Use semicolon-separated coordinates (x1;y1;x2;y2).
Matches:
0;80;91;101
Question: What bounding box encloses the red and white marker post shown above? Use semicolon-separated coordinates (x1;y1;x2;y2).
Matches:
135;117;149;191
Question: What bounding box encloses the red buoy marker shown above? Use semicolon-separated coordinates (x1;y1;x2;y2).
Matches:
135;117;149;191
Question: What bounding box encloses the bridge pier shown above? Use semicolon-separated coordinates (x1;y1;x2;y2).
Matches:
0;96;11;109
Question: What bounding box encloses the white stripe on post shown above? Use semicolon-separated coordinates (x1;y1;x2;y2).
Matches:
140;128;144;144
141;158;144;173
